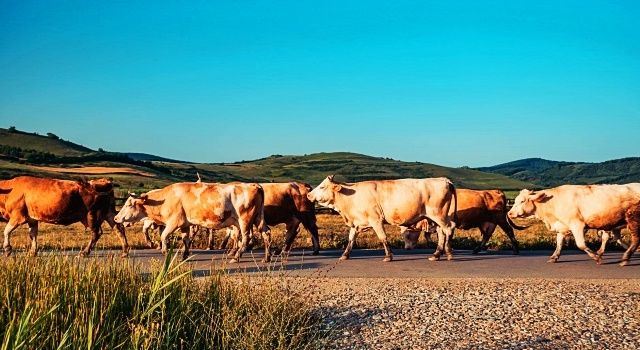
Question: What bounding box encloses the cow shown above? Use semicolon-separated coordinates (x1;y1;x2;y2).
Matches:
508;185;640;266
0;176;128;257
217;182;320;259
402;189;526;254
114;181;269;262
307;175;457;262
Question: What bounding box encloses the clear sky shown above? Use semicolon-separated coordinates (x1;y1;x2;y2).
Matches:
1;1;638;167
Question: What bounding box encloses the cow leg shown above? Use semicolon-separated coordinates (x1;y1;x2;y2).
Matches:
571;224;600;264
27;220;38;257
156;225;165;250
106;216;129;257
548;232;566;263
443;226;455;261
371;222;393;262
281;218;301;260
596;230;615;257
220;228;232;249
620;207;640;266
80;225;101;257
207;229;215;250
2;220;20;257
225;227;239;257
429;227;446;261
340;227;359;260
230;224;251;263
160;224;178;255
142;221;156;249
498;221;520;255
300;214;321;255
261;227;272;263
180;227;192;260
473;223;494;254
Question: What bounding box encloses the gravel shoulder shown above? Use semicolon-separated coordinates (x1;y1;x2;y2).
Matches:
293;277;640;350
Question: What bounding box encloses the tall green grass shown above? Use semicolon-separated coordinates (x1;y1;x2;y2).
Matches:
0;253;321;349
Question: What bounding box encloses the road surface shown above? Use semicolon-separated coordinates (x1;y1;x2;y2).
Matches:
48;248;640;279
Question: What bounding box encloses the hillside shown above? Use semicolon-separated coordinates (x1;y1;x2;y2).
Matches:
478;157;640;187
0;128;92;156
185;152;533;190
0;128;533;191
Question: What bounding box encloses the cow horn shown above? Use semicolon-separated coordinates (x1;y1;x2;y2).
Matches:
327;174;335;181
128;192;139;198
196;172;202;183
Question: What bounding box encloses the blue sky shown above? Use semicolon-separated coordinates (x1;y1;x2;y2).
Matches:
1;1;638;167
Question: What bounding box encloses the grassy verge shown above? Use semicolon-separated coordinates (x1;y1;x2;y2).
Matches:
0;253;322;349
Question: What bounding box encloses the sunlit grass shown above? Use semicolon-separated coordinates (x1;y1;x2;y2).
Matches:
0;253;322;349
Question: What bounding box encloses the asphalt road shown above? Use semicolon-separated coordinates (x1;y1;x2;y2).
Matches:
52;248;640;279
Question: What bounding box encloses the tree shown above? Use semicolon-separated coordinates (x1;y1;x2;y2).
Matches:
46;132;59;139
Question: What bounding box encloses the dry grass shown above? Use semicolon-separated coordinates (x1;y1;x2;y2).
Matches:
31;165;156;177
0;253;322;349
5;214;625;254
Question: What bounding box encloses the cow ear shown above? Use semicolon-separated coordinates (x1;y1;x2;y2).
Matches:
139;194;149;202
531;192;551;202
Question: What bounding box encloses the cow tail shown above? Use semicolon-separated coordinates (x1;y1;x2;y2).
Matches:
254;185;268;233
506;215;529;230
448;180;458;227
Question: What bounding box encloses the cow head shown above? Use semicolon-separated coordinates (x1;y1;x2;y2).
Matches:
508;189;551;219
307;175;343;207
402;228;421;250
114;192;148;224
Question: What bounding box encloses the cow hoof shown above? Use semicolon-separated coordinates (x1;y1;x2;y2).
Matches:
339;255;349;261
3;246;12;257
594;256;603;265
446;254;454;261
28;251;37;257
546;257;558;263
262;257;271;263
383;256;393;262
428;255;441;262
619;260;629;267
79;251;89;258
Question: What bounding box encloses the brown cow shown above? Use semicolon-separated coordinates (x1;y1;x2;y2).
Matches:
307;176;457;262
508;184;640;266
114;181;268;262
402;189;525;254
218;182;320;258
0;176;128;257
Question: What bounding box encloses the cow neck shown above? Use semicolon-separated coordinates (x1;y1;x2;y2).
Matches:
532;190;554;223
330;186;351;215
142;190;164;223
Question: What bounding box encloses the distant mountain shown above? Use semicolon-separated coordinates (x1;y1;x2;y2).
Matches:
126;152;186;163
478;157;640;187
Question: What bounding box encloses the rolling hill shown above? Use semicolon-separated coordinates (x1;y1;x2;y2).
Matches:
478;157;640;187
0;127;533;191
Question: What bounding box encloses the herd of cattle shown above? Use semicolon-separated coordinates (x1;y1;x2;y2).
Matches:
0;175;639;266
